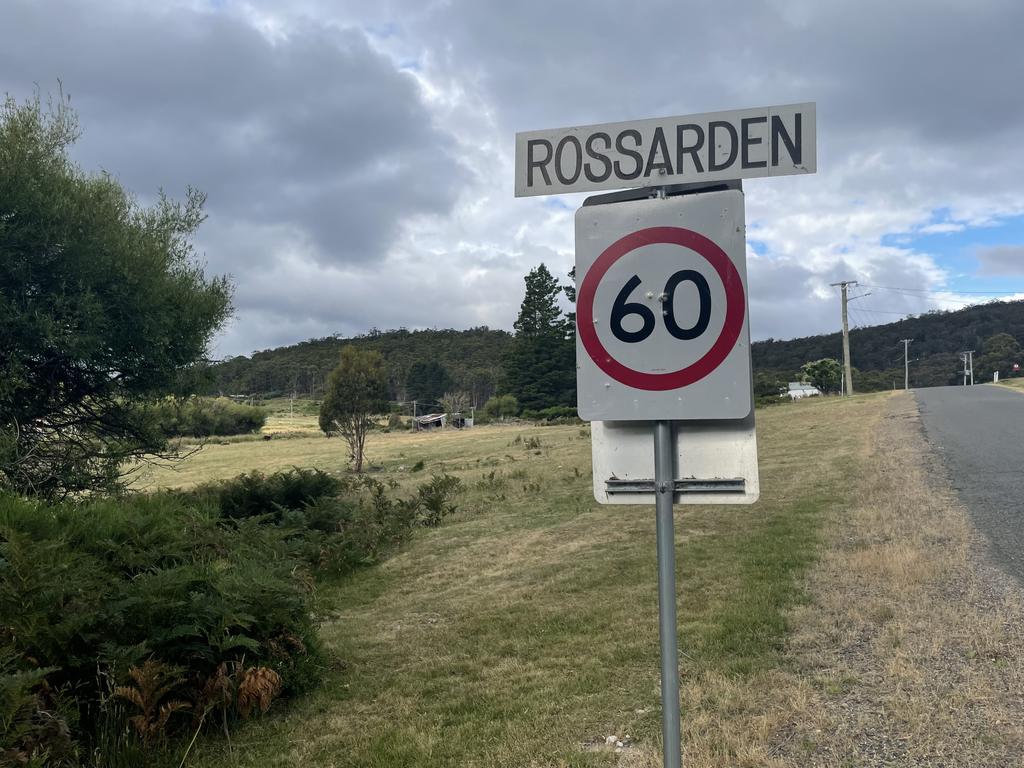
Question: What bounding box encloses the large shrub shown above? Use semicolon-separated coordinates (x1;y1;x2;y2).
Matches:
185;468;463;574
150;397;267;438
0;469;463;764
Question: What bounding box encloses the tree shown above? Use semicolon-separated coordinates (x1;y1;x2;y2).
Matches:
483;394;518;420
799;358;842;394
319;346;389;472
0;93;232;499
439;391;470;425
564;266;577;331
976;332;1023;381
504;264;575;411
405;360;453;404
753;371;786;399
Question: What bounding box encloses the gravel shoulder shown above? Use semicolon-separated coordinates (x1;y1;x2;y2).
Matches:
776;392;1024;766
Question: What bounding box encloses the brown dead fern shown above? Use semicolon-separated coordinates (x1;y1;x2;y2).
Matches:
236;666;282;719
113;659;191;745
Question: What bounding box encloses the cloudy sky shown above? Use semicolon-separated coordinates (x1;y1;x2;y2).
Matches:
4;0;1024;358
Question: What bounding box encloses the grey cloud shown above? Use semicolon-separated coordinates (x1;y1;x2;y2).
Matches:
7;0;1024;357
976;245;1024;276
0;0;465;269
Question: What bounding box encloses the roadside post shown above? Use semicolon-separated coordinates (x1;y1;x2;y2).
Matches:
516;102;816;767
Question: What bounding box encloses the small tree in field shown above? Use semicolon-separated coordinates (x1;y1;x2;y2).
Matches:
319;346;389;472
439;391;470;426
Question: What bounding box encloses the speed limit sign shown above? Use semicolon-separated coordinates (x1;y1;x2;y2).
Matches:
575;189;752;421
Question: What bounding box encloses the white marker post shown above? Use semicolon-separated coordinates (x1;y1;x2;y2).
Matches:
514;102;816;768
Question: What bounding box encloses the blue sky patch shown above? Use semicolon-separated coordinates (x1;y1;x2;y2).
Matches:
897;212;1024;292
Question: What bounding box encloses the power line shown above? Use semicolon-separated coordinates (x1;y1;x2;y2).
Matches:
860;283;1024;296
853;307;918;316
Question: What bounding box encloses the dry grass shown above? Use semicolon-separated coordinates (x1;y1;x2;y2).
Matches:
185;395;887;768
165;392;1024;766
992;377;1024;393
776;392;1024;766
134;422;555;492
261;413;322;434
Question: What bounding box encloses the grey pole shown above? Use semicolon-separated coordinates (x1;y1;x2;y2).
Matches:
653;420;681;768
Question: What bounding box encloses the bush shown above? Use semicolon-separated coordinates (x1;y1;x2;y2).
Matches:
189;467;344;523
0;468;465;763
520;406;579;424
482;394;518;420
416;474;463;527
0;492;322;762
185;468;464;573
150;397;267;438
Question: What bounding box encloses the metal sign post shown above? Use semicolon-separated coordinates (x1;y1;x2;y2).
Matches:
654;420;681;768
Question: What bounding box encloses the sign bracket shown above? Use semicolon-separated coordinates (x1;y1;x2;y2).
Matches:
582;178;742;207
605;477;746;495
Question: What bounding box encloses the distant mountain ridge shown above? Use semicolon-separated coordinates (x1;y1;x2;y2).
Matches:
207;300;1024;400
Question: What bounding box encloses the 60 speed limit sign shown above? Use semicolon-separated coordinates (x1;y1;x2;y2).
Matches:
575;189;752;421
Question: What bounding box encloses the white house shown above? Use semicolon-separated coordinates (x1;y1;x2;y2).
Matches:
785;382;821;400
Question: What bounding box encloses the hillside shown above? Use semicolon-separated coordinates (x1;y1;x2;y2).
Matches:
753;299;1024;389
208;327;512;405
207;300;1024;402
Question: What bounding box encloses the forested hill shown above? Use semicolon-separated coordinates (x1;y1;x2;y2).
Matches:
208;327;511;405
209;300;1024;403
753;299;1024;389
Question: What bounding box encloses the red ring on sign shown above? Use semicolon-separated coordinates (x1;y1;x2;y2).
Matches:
577;226;745;391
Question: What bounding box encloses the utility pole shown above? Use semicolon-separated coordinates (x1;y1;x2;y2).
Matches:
900;339;913;390
960;351;974;386
830;281;869;397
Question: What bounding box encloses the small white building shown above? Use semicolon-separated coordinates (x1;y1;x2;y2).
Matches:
785;382;821;400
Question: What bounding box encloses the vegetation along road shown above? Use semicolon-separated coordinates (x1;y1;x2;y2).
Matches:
916;384;1024;582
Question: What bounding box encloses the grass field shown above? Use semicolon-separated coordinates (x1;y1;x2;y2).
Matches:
154;394;881;767
993;376;1024;392
141;391;1024;766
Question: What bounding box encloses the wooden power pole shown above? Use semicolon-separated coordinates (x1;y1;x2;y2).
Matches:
831;280;857;396
900;339;913;390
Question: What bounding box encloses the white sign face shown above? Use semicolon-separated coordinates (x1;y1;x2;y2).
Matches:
591;417;759;505
515;102;815;197
576;190;752;421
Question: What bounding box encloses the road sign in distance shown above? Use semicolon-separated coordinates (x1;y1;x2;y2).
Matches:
575;190;752;421
515;102;815;197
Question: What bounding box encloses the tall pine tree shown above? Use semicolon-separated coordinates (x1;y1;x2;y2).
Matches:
504;264;575;411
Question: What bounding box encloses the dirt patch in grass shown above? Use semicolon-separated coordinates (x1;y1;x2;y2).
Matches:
776;392;1024;766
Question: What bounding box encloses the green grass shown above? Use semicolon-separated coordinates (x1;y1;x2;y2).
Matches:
169;394;885;767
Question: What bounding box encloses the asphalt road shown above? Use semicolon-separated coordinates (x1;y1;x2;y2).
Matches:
915;384;1024;581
